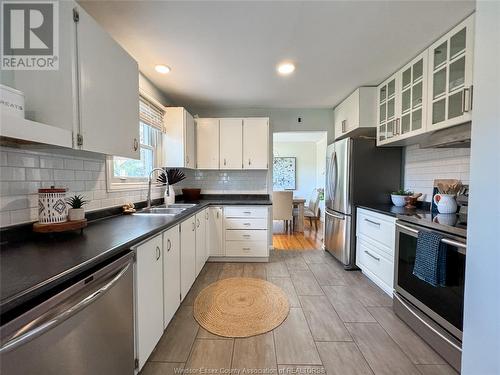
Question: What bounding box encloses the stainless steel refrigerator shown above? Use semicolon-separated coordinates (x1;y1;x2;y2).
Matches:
324;137;401;269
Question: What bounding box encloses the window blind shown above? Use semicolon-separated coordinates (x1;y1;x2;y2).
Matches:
139;95;165;131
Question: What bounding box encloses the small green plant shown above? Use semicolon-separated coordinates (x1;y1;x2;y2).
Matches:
66;194;88;209
392;189;413;196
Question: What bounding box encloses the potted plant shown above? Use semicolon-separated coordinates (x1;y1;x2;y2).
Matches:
157;168;186;205
66;194;88;221
391;189;413;207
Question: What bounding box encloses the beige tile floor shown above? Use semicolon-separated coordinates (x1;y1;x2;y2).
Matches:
141;250;458;375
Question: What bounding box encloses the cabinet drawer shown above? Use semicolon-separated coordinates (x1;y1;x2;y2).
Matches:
224;206;268;218
225;241;268;257
357;208;396;252
225;230;268;242
356;237;394;290
225;218;267;230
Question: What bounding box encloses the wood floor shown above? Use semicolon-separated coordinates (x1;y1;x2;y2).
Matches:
141;250;457;375
273;219;324;250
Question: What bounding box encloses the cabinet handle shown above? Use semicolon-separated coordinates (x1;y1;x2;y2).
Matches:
341;120;346;133
364;250;380;261
243;223;251;226
248;159;251;166
206;211;209;220
463;86;472;113
167;239;171;252
192;222;195;231
243;211;252;214
224;158;227;166
243;234;251;238
364;218;381;226
133;138;139;151
197;218;200;228
242;247;251;251
216;211;219;219
186;155;190;165
156;246;161;260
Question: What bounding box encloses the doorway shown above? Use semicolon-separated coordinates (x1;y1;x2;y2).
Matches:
271;131;327;250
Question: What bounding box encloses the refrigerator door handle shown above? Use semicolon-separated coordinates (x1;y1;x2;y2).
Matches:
325;210;345;220
330;151;337;205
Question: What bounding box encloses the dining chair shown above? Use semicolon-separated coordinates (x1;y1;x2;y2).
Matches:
272;191;294;233
294;189;321;231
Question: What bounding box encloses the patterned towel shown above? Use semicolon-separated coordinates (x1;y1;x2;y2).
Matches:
413;230;447;287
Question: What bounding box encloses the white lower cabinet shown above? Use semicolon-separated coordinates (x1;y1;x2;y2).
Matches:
180;216;197;300
208;207;224;256
163;226;181;329
356;208;396;296
195;209;208;276
224;206;269;258
134;234;164;371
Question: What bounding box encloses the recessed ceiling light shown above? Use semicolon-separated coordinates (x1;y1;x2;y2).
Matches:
277;62;295;75
155;64;171;74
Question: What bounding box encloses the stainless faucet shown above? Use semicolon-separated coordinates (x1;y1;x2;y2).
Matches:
147;168;168;209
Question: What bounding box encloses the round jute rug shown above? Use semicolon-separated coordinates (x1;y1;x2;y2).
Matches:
193;277;290;338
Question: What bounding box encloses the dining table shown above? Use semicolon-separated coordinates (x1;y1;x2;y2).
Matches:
293;197;306;232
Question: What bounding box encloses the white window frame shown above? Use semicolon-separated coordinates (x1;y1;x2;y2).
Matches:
106;90;165;191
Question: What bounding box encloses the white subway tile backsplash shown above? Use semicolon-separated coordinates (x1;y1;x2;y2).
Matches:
0;146;269;227
404;145;470;202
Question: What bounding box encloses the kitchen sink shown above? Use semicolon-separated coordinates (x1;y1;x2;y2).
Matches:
134;203;197;216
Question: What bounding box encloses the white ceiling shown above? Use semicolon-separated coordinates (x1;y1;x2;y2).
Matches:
274;131;327;143
79;1;475;109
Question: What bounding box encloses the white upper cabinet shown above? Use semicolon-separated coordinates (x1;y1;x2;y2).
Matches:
196;118;220;169
334;87;377;140
0;2;140;159
377;51;428;146
164;107;196;168
427;14;474;131
76;6;140;159
243;118;269;169
219;118;243;169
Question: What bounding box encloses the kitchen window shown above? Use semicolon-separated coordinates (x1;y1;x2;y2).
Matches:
107;93;165;190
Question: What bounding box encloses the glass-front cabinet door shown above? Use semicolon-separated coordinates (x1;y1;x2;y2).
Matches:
377;74;398;146
427;14;474;130
398;51;428;139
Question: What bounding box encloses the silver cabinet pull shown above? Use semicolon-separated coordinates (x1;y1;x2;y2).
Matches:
248;159;251;166
341;119;347;133
192;221;195;231
242;247;251;251
242;234;251;238
167;239;171;252
364;218;381;226
364;250;380;261
197;218;200;228
133;138;139;151
216;211;219;219
224;158;227;166
243;223;251;226
156;246;161;260
243;211;252;214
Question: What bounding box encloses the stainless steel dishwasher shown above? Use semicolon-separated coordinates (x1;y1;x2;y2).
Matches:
0;252;135;375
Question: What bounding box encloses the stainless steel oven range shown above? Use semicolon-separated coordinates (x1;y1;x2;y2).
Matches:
394;217;466;372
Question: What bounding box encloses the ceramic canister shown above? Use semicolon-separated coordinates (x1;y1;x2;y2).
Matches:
38;187;68;223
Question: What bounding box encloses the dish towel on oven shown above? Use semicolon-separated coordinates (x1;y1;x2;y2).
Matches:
413;230;447;287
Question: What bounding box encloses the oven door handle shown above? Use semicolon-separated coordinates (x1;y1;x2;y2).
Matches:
396;223;466;251
393;293;462;352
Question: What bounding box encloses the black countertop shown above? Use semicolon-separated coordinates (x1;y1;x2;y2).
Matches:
357;203;467;238
0;196;271;317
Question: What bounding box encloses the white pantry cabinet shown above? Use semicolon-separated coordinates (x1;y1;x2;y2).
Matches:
195;209;208;276
196;118;220;169
208;207;224;256
427;14;474;131
180;216;197;300
0;2;140;159
219;118;243;169
163;225;181;329
75;6;140;159
334;87;377;140
134;234;164;371
164;107;196;169
243;118;269;169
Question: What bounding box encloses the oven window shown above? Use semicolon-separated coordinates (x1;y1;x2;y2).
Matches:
398;232;465;331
